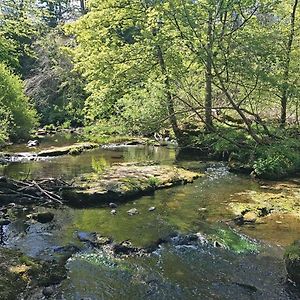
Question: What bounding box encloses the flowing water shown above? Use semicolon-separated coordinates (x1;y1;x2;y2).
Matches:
1;133;300;299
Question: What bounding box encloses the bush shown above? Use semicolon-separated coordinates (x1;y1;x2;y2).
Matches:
0;63;38;141
253;138;300;179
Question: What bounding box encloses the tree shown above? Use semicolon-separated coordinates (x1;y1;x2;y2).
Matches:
0;0;44;76
280;0;299;126
0;63;38;141
67;0;188;139
25;30;86;126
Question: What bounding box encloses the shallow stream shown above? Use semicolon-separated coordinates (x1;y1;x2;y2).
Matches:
1;134;300;299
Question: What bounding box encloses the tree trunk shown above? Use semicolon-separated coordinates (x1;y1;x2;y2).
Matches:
156;45;181;141
205;10;214;132
214;71;264;144
280;0;298;127
80;0;86;14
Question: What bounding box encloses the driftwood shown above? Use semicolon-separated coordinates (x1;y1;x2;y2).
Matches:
0;176;69;206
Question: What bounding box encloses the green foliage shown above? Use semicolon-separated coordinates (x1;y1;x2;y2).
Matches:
147;176;160;187
0;63;38;141
0;107;11;144
253;138;300;179
284;240;300;262
0;0;45;76
84;119;126;137
212;227;258;254
253;155;291;179
116;78;168;135
91;157;109;174
25;30;86;126
192;127;253;159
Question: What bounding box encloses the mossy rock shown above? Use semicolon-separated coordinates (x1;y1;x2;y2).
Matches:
37;142;98;157
284;240;300;284
0;248;29;300
0;247;66;299
63;163;202;206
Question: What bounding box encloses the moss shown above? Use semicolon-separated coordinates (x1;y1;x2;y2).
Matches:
284;240;300;262
63;164;201;206
284;240;300;284
229;181;300;221
0;247;66;299
210;227;258;254
0;249;28;300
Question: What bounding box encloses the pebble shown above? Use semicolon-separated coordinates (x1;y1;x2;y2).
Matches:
111;209;117;215
109;202;118;208
213;241;222;248
42;286;55;297
198;208;207;212
127;208;139;216
148;207;156;212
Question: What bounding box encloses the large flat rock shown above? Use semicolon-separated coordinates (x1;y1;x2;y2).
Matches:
62;162;202;206
37;142;99;157
0;142;99;163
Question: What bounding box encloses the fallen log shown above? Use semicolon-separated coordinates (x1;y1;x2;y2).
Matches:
0;177;68;206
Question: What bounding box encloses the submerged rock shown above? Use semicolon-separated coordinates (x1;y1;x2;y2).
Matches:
33;212;54;223
0;219;10;226
111;240;140;255
42;286;55;297
233;215;245;226
285;240;300;284
77;231;111;247
0;176;7;183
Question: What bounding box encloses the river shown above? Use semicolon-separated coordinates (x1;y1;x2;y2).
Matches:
0;133;299;299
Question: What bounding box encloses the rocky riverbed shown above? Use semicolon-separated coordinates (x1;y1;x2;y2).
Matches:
1;135;300;299
229;178;300;228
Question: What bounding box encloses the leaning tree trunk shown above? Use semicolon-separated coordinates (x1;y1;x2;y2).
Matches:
280;0;298;127
156;45;182;141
